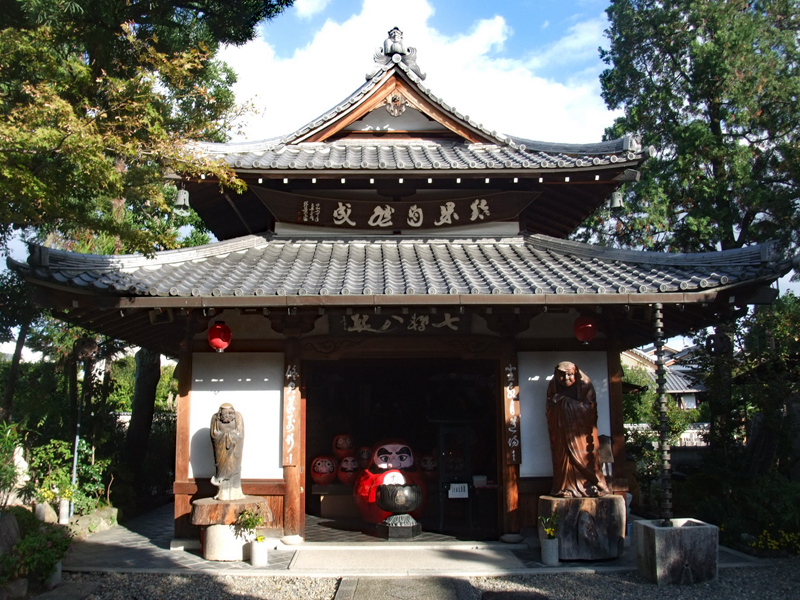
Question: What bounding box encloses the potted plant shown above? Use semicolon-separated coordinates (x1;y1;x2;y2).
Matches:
233;508;269;567
538;509;560;566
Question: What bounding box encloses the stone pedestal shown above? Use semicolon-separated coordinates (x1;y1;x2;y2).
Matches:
191;496;271;562
538;495;625;560
635;518;718;585
376;514;422;539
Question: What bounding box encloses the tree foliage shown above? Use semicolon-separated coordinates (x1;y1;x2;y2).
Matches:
589;0;800;256
0;0;292;254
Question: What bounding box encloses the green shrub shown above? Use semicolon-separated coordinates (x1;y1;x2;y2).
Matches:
0;519;71;583
23;438;110;515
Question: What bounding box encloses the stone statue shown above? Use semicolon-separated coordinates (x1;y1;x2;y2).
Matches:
546;362;609;498
210;403;245;501
367;27;427;80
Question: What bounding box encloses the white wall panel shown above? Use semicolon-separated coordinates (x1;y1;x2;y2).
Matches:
518;352;610;478
189;353;284;480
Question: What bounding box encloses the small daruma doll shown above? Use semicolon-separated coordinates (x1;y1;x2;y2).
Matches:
332;434;355;460
310;456;337;486
353;440;426;524
337;455;360;485
420;454;438;483
356;446;372;469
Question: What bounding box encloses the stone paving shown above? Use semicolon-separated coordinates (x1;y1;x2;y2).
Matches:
63;501;760;578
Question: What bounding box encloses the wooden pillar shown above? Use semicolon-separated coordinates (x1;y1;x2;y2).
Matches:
173;349;194;539
499;341;521;534
282;337;306;537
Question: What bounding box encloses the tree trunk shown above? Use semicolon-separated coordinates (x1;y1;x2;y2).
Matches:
1;317;30;422
125;348;160;492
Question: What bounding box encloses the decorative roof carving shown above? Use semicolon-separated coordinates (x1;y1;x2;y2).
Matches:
368;27;426;81
384;92;408;117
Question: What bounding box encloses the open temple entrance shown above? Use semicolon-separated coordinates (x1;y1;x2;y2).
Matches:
304;358;499;540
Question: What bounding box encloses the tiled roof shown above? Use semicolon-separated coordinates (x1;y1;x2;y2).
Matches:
191;62;652;173
648;369;704;393
14;234;788;300
201;139;646;172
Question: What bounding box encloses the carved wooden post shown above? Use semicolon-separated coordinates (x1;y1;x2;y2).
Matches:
653;303;672;525
500;342;521;534
173;346;193;539
282;337;305;537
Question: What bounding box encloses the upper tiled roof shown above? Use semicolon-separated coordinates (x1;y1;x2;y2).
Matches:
190;56;652;173
14;234;789;301
200;139;646;173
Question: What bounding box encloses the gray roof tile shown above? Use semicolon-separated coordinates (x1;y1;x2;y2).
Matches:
13;235;791;301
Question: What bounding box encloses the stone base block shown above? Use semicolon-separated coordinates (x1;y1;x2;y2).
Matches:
191;495;271;526
376;522;422;539
635;518;718;585
203;523;249;561
538;494;625;560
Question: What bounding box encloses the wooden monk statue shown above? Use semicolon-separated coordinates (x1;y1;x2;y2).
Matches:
210;403;245;501
546;362;609;498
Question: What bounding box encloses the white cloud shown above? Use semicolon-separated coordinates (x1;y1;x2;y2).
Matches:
526;16;606;72
218;0;618;144
541;20;549;29
293;0;332;19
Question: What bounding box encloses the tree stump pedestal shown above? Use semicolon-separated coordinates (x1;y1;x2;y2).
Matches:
191;496;271;561
538;495;625;560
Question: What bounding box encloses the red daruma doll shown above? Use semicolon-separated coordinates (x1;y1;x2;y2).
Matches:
337;455;359;485
353;440;426;524
356;446;372;469
310;456;337;486
332;434;355;460
420;454;438;483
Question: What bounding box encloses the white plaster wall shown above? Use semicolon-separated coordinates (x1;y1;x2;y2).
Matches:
188;353;284;480
518;351;610;478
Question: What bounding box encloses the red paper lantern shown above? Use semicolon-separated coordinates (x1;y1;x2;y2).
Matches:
208;321;232;352
573;315;597;344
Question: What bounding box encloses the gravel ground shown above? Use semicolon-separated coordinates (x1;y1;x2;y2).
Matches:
61;557;800;600
62;573;339;600
470;556;800;599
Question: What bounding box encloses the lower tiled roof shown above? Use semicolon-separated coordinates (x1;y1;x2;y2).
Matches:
13;235;789;301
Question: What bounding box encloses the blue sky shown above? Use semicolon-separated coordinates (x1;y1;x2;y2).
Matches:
218;0;617;143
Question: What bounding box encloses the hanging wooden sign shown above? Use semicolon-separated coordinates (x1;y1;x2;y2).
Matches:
329;310;471;336
251;187;538;230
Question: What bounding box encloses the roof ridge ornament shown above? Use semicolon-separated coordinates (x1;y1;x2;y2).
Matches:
367;27;426;81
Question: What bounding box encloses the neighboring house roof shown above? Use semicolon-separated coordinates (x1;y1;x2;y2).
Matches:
647;369;704;394
13;234;787;301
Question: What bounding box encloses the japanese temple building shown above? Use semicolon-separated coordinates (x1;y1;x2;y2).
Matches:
11;30;798;543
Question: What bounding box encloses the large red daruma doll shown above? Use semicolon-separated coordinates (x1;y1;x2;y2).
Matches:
353;440;426;524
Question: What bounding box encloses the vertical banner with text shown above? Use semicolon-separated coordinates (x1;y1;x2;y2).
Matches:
503;361;522;464
282;361;300;466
